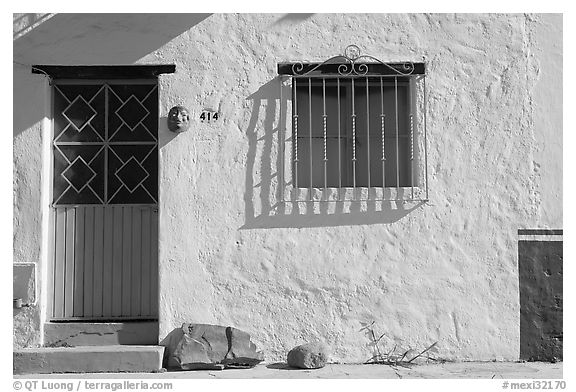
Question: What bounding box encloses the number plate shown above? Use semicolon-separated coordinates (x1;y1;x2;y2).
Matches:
200;110;219;123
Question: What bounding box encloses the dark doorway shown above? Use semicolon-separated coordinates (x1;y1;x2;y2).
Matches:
518;230;563;362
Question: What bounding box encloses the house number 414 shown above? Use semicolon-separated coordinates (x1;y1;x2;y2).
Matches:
200;110;219;122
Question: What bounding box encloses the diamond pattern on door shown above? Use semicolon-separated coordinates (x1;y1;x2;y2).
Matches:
62;95;98;133
53;82;158;205
53;145;106;205
54;84;106;143
61;156;98;193
108;144;158;204
108;84;158;143
116;157;150;192
116;95;150;130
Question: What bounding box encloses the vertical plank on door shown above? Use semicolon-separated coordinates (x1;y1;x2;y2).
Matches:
150;208;159;316
111;206;123;317
64;208;76;317
140;208;151;316
131;207;142;316
102;206;114;317
53;208;66;318
121;207;133;315
83;206;95;317
47;209;56;318
73;207;85;317
92;206;104;317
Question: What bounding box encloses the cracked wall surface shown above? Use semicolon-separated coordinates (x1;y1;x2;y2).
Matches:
13;14;562;361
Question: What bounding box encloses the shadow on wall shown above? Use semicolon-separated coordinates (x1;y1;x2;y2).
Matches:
272;14;315;26
13;13;211;64
242;78;424;229
158;116;181;150
13;13;212;139
13;13;55;40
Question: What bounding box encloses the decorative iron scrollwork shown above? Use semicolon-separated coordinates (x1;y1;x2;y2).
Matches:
291;45;415;77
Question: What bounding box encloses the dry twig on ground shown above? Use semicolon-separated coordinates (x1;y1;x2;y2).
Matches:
360;321;439;367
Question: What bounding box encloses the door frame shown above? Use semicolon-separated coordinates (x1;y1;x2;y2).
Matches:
46;78;160;321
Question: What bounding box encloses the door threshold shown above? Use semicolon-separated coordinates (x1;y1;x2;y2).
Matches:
44;321;159;347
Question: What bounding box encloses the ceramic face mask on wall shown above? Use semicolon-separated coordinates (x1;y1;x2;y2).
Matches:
167;105;190;133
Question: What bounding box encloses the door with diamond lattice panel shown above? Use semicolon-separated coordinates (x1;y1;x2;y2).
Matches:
50;80;158;320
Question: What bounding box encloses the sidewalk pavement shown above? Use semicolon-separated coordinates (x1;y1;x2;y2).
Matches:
15;361;562;379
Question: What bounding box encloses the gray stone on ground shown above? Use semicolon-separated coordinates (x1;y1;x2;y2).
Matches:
161;323;264;370
287;341;329;369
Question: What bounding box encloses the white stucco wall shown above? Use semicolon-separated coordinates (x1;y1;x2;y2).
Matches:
13;13;562;362
13;60;47;347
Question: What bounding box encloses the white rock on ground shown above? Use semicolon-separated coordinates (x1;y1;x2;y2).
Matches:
287;341;330;369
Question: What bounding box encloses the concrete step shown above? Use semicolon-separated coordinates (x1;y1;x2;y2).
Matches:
44;322;158;346
13;345;165;375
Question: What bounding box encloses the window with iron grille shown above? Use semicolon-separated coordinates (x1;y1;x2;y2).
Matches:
278;45;429;202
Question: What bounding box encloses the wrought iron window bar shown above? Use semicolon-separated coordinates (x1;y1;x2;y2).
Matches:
277;45;429;203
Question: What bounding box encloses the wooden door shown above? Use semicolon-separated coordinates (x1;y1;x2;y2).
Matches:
49;80;159;320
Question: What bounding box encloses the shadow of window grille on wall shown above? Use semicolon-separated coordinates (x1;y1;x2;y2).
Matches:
52;81;158;205
277;45;429;202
